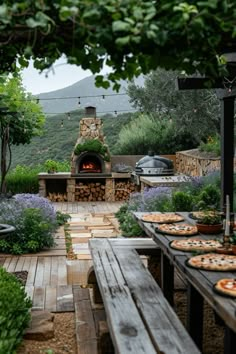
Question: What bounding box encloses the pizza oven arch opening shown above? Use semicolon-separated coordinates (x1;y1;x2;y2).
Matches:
76;152;105;173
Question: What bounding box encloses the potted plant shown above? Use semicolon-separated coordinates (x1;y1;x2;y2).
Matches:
45;159;58;173
195;210;223;234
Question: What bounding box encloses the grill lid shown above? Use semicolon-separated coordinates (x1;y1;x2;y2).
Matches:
135;151;174;176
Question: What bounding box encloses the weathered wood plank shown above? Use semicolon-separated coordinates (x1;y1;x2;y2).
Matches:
32;286;45;310
50;256;58;286
7;257;19;272
34;256;45;286
26;257;38;285
57;285;74;312
57;256;68;285
89;239;158;354
42;256;52;286
14;256;25;272
45;285;57;312
73;285;98;354
114;246;200;354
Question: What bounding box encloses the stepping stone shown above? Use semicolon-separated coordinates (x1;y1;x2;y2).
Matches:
24;310;55;341
77;254;92;260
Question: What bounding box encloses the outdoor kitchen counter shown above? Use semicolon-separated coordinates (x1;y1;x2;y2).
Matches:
133;211;236;354
139;174;191;188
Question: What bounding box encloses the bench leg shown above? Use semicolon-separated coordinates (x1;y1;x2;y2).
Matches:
224;326;236;354
98;321;114;354
147;254;162;286
161;253;174;306
187;283;203;351
87;267;103;304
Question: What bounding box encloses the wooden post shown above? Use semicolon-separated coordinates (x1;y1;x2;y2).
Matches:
220;96;235;212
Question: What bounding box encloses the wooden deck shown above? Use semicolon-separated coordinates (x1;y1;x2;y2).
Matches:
52;201;124;214
0;202;123;312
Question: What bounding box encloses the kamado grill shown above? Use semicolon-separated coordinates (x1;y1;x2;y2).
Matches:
135;151;174;176
132;151;174;185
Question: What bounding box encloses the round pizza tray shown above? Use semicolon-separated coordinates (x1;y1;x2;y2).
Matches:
155;226;198;237
141;214;184;224
185;258;236;272
213;283;236;298
169;240;220;252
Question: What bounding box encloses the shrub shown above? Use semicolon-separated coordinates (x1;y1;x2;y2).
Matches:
74;139;110;161
5;165;42;194
56;211;71;226
199;135;220;156
0;195;57;254
115;204;144;237
0;267;32;353
195;184;221;210
172;191;194;211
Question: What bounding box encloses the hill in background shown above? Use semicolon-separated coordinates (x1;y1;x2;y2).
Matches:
11;110;134;168
11;75;144;168
37;75;144;114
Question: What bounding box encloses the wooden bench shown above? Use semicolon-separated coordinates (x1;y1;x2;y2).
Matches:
88;238;200;354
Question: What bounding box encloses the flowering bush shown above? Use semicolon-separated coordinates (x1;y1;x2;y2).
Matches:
0;194;57;254
14;194;57;227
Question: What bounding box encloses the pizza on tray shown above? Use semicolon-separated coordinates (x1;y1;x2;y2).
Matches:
214;278;236;298
187;253;236;271
171;238;222;252
141;213;184;223
157;223;198;236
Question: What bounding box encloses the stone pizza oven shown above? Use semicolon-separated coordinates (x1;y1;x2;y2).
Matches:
70;106;111;175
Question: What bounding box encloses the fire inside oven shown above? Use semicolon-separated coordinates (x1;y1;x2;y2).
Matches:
78;154;102;173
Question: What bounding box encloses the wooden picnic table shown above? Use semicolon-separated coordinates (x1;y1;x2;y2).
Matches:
133;211;236;354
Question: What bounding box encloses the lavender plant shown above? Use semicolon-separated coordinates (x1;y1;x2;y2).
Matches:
0;195;57;254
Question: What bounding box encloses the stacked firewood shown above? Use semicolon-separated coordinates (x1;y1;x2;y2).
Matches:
115;180;136;201
47;192;67;202
75;182;105;201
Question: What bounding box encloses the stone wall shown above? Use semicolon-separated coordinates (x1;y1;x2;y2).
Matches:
176;149;220;176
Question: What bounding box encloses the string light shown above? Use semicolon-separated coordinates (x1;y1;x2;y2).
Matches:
67;113;71;120
114;110;117;115
102;95;105;100
78;97;81;107
60;120;64;128
1;92;128;103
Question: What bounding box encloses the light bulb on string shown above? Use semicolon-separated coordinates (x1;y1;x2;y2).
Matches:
114;110;117;116
102;95;105;100
67;113;71;120
61;120;64;128
78;97;81;107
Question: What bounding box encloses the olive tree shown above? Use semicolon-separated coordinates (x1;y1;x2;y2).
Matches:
0;74;45;193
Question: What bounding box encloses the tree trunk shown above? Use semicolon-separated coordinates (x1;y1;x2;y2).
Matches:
1;125;9;194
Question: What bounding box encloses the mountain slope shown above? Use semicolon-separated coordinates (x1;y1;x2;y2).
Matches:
37;75;144;114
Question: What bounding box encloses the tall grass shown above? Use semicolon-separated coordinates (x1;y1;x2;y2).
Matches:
5;160;70;194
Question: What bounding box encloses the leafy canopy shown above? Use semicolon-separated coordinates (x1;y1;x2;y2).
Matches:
0;1;236;88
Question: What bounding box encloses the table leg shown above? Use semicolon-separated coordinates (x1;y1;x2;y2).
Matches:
187;283;203;351
161;252;174;306
224;326;236;354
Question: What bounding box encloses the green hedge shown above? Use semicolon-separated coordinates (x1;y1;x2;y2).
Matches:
0;267;32;353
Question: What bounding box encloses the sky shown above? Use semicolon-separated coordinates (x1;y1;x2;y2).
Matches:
21;57;97;95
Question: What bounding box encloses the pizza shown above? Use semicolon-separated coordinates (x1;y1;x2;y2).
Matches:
171;238;222;252
141;213;184;223
187;253;236;271
157;223;198;236
189;211;222;220
214;278;236;298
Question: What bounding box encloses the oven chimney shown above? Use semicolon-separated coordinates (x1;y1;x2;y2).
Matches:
85;106;96;118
